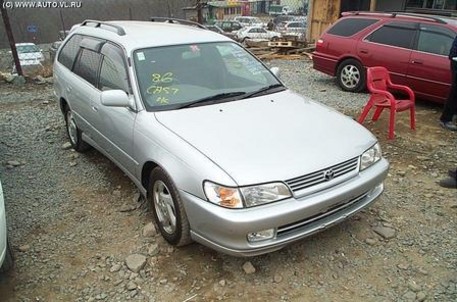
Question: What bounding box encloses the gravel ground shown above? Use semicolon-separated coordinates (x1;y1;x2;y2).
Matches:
0;59;456;302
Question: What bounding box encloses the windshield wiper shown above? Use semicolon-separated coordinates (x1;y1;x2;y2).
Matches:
176;92;246;109
241;84;285;99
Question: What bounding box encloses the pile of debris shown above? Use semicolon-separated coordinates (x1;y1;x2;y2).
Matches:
244;35;315;60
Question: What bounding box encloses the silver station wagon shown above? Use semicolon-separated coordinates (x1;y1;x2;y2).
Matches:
54;19;389;256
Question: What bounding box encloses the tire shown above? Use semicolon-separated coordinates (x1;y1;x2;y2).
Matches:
336;59;366;92
64;107;91;152
148;167;192;247
0;240;13;273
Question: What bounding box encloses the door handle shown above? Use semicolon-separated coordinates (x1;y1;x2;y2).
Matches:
411;60;423;64
359;49;368;54
66;86;72;93
92;106;98;112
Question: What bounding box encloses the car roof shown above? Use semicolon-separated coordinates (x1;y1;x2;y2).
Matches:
69;20;232;52
341;11;457;27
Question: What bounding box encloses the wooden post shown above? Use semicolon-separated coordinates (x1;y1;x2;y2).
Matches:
370;0;377;11
0;0;23;76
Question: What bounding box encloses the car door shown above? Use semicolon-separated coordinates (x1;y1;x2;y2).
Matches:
406;24;455;102
93;43;137;174
358;21;417;85
70;37;104;140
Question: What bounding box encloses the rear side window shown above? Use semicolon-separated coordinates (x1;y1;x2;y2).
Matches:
58;34;83;69
417;24;455;56
366;23;416;49
327;18;378;37
73;49;102;86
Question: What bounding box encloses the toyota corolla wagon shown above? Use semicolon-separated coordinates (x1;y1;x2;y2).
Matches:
54;18;389;256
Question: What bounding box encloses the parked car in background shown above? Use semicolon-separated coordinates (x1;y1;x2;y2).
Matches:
312;11;457;103
54;18;388;257
11;42;45;74
15;43;45;65
269;4;292;16
236;26;281;41
206;24;237;40
214;20;243;33
279;21;307;39
0;179;13;274
234;16;265;28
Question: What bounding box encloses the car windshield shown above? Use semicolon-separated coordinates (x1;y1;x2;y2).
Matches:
16;45;40;53
133;42;283;111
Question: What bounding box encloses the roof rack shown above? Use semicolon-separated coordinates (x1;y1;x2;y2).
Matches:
342;11;446;24
81;20;126;36
150;17;207;29
390;12;447;24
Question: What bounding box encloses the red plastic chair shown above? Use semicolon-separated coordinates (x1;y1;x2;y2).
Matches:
358;66;415;140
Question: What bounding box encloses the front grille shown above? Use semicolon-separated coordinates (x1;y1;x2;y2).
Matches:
277;191;369;237
285;157;359;193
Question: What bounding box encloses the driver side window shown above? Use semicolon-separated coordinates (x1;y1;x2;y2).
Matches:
99;43;130;92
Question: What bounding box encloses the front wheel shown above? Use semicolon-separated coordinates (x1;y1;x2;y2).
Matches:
336;59;366;92
148;167;192;247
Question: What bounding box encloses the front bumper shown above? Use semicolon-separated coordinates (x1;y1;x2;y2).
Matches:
182;158;389;257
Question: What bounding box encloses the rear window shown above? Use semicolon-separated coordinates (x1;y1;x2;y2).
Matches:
327;18;379;37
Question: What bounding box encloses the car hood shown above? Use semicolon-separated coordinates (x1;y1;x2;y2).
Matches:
155;90;376;186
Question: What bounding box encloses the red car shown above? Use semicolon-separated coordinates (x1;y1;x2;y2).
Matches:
312;11;457;104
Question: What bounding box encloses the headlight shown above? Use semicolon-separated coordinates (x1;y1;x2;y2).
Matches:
203;181;292;208
360;143;382;171
204;182;243;209
240;182;291;207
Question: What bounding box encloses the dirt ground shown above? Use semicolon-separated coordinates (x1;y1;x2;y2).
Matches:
0;80;456;302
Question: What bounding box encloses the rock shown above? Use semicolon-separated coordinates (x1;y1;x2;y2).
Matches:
416;291;427;302
402;291;416;301
125;254;147;273
4;73;15;83
397;263;409;270
69;162;78;167
273;274;283;283
373;226;396;239
407;280;421;292
219;279;226;287
18;244;30;252
397;170;406;177
109;264;122;273
365;238;377;245
159;279;168;285
142;223;157;237
119;205;136;212
242;261;256;274
34;75;46;84
126;281;137;291
147;244;159;256
7;160;21;167
61;142;72;150
12;75;26;86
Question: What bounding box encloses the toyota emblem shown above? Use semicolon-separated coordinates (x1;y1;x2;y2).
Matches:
323;169;335;181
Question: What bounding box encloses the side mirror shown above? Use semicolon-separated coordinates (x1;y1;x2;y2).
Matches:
270;67;281;79
101;90;132;108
